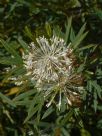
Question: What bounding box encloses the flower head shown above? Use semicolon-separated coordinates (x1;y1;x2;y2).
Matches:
23;35;83;108
23;36;73;85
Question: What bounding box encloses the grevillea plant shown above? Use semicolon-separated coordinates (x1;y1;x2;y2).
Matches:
1;17;98;135
2;17;87;114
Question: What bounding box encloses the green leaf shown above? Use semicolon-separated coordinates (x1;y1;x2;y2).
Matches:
71;24;88;49
93;99;98;112
0;57;20;65
76;23;86;38
77;63;85;73
62;128;70;136
91;81;102;98
0;92;16;107
24;93;42;123
65;17;72;44
80;128;91;136
37;94;44;121
18;37;29;51
24;105;39;123
53;26;63;38
45;22;52;37
79;44;96;51
61;109;74;125
72;32;88;50
14;99;30;106
13;89;36;101
14;130;18;136
70;27;75;42
42;106;54;119
24;26;34;40
0;39;22;64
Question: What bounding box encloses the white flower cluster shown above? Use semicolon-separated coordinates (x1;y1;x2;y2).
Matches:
23;36;73;88
22;36;83;108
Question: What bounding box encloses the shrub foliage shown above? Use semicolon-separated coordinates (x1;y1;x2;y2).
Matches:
0;0;102;136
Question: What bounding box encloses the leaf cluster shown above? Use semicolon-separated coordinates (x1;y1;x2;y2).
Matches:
0;0;102;136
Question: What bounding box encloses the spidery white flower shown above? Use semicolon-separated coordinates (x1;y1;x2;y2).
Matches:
23;35;83;109
23;36;73;86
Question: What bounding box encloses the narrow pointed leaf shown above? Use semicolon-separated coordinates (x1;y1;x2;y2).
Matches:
0;92;16;107
42;106;54;119
65;17;72;44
